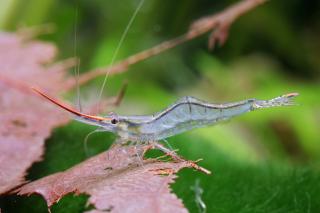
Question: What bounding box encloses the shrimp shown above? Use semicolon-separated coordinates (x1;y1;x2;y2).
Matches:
32;87;298;142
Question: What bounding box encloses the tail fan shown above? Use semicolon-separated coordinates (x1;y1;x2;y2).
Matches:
253;93;299;109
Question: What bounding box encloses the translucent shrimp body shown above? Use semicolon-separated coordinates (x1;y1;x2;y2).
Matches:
32;88;298;142
103;93;298;141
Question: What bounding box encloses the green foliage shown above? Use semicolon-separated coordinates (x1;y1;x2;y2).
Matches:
1;0;320;212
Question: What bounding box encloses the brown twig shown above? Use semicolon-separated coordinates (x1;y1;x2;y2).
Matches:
68;0;266;87
17;23;56;41
112;80;128;106
87;80;129;114
189;0;267;49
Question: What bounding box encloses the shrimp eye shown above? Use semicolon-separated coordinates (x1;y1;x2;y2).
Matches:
111;118;118;125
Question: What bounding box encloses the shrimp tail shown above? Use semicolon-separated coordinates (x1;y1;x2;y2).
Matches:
252;93;299;109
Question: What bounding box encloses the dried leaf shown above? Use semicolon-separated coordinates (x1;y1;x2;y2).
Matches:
18;144;190;213
0;32;72;194
0;32;133;195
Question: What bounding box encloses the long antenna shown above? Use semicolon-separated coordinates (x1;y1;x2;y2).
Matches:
96;0;145;109
73;0;82;112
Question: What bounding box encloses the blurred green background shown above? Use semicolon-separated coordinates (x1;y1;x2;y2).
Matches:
1;0;320;212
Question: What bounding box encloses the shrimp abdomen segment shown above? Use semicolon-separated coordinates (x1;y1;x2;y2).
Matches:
137;94;298;140
138;96;254;140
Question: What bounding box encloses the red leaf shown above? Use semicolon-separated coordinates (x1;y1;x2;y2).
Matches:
0;32;209;211
18;144;190;213
0;32;72;194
